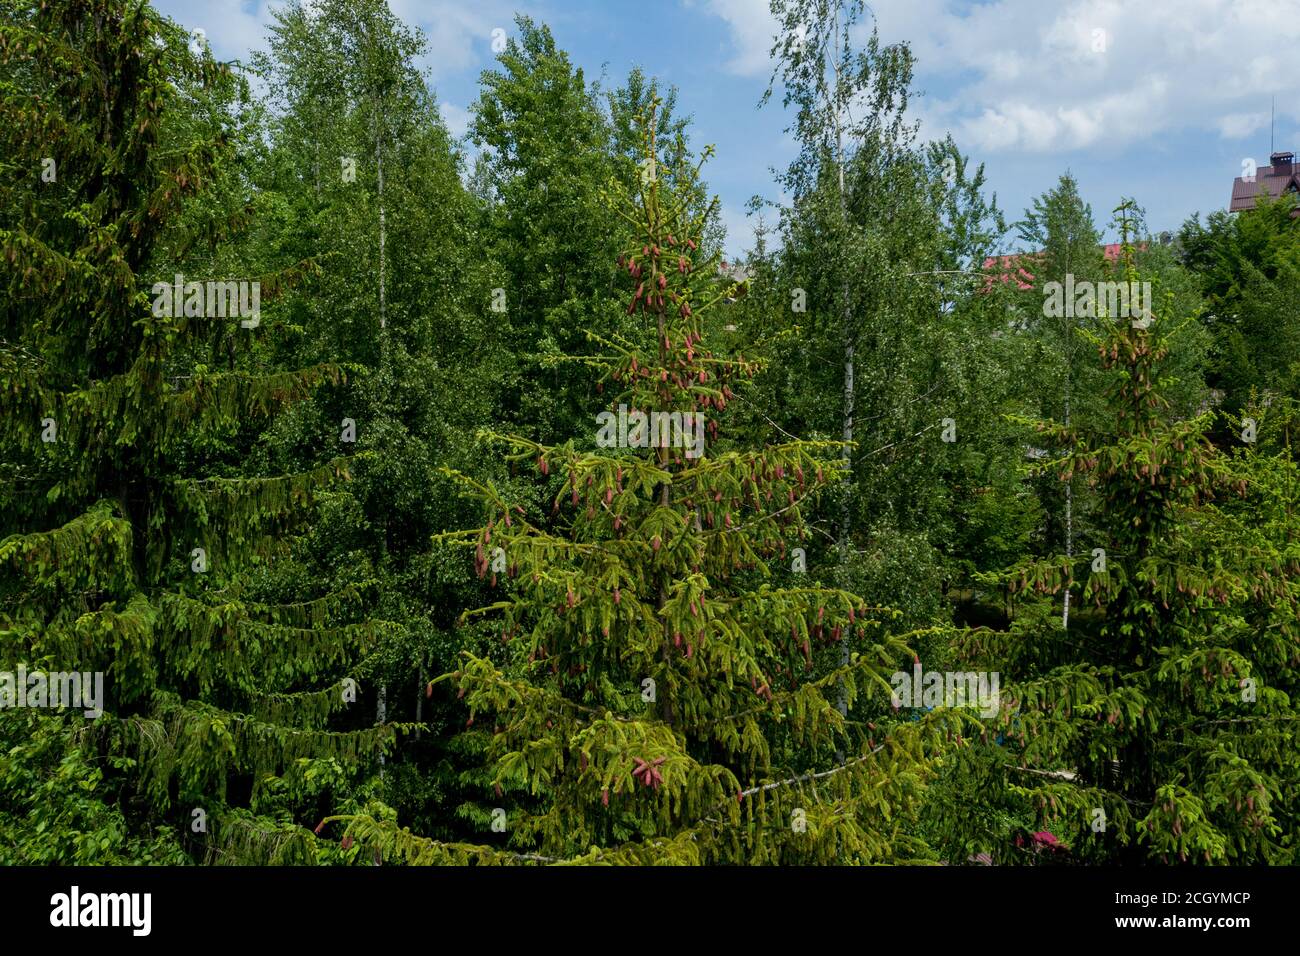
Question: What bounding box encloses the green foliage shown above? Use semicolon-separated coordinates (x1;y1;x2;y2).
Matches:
1179;193;1300;410
323;103;962;865
955;218;1299;864
0;711;188;865
0;0;389;863
2;0;1295;869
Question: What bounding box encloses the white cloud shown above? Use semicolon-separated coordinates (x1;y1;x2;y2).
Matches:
391;0;562;83
389;0;518;79
704;0;1300;154
1216;112;1269;140
719;201;757;259
154;0;274;60
161;0;543;85
439;102;472;138
895;0;1300;153
698;0;780;76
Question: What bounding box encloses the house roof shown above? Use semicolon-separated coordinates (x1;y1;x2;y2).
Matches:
1101;242;1133;263
980;243;1148;291
1230;152;1300;215
981;253;1037;290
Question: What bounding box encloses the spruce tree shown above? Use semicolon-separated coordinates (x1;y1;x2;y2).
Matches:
0;0;400;863
247;0;509;845
330;102;966;865
940;203;1299;864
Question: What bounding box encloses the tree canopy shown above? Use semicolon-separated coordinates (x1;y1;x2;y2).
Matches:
0;0;1295;869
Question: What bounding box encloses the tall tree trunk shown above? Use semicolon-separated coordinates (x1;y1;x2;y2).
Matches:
645;141;677;730
832;5;855;721
377;685;387;770
372;95;389;777
375;110;387;337
1061;246;1073;631
1062;383;1072;630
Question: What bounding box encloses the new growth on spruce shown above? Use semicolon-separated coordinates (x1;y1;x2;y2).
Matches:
333;101;971;866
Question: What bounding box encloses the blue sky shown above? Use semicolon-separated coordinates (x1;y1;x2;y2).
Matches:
157;0;1300;258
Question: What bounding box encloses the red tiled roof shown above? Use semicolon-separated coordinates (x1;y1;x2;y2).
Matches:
980;253;1037;290
1230;153;1300;215
981;243;1147;292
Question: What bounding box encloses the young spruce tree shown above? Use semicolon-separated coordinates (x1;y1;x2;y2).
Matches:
940;203;1299;865
332;103;968;865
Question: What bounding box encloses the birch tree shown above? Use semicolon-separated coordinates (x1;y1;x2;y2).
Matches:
765;0;920;715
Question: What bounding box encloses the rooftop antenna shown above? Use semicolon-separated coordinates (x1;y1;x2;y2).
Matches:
1271;96;1275;155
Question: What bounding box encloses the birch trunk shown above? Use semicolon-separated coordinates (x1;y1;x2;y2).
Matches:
832;6;855;719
